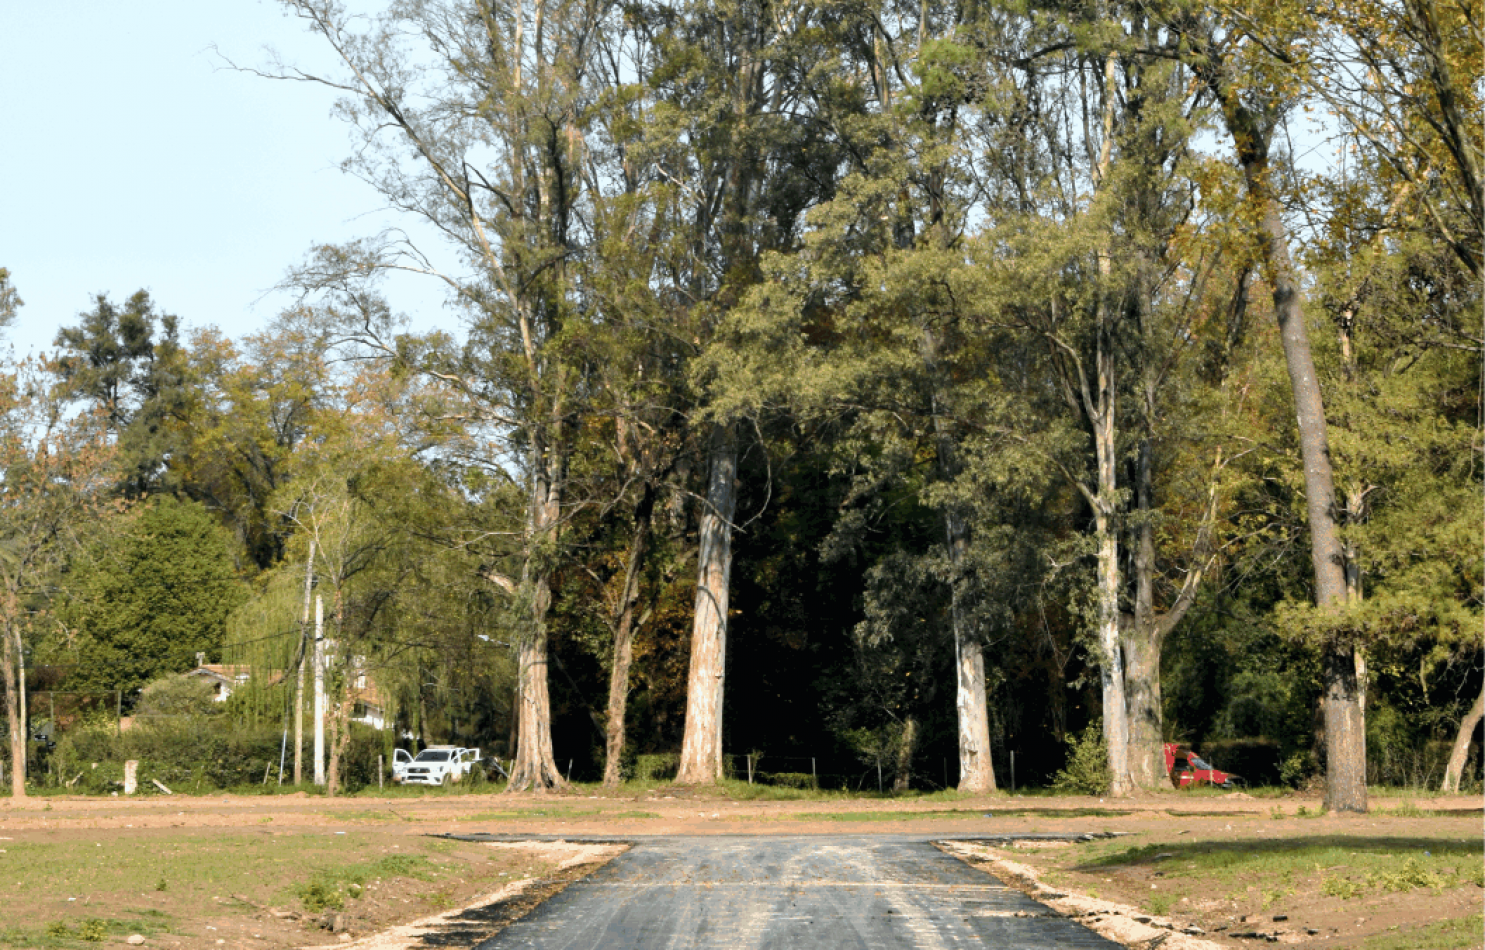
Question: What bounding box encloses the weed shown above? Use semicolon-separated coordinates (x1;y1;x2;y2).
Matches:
1145;894;1174;916
1321;875;1364;898
1370;858;1450;892
297;880;345;913
1260;887;1290;909
1380;801;1425;818
1268;806;1284;820
76;920;107;943
155;877;168;892
45;923;70;938
1358;913;1484;950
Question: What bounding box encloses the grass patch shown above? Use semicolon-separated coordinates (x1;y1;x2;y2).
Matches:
1358;913;1484;950
455;807;661;822
293;853;437;912
1077;836;1481;899
0;829;499;942
1;911;175;949
783;807;1132;822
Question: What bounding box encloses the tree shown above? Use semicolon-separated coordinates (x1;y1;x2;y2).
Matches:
0;268;20;329
59;496;246;697
274;0;630;789
1162;1;1367;812
0;360;116;797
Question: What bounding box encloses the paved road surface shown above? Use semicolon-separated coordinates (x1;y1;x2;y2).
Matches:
472;836;1120;949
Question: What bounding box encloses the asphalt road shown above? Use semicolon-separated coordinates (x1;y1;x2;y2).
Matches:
470;835;1121;949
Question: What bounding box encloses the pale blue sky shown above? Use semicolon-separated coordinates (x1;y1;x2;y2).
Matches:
0;1;450;358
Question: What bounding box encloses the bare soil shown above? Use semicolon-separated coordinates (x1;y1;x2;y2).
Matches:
0;788;1477;949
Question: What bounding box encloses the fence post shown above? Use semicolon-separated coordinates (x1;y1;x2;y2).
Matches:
116;690;122;737
746;754;753;785
876;756;882;793
811;757;816;789
378;754;384;791
1010;750;1015;792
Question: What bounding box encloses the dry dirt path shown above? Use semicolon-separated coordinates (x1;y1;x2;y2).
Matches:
466;834;1120;950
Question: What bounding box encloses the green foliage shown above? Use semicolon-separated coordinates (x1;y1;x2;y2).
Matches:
632;754;679;782
1051;723;1110;796
0;267;20;327
136;675;220;718
57;496;246;697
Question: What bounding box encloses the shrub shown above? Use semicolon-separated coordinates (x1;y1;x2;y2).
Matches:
1051;723;1110;795
764;772;818;790
633;753;679;782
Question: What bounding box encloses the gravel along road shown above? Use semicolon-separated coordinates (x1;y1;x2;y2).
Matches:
471;835;1120;949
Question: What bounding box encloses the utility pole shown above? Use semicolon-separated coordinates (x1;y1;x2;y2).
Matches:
314;593;326;787
295;540;316;786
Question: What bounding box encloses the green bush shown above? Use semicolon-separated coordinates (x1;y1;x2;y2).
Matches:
763;772;818;790
633;753;679;782
1051;723;1110;795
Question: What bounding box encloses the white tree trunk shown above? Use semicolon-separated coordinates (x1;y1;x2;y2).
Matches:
676;425;738;785
313;594;326;787
294;540;315;787
1442;682;1483;793
946;513;996;793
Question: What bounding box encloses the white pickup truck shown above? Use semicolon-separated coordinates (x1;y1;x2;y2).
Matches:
393;746;483;786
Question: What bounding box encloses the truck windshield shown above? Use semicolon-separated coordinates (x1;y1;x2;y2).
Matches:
414;750;452;762
1190;755;1212;770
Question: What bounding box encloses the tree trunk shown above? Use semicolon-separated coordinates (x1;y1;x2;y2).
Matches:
893;715;918;792
1204;74;1363;812
507;454;567;792
2;613;24;799
1122;623;1165;789
603;487;654;787
676;424;738;785
327;687;353;798
1442;681;1484;792
1252;169;1361;814
294;540;315;787
1091;332;1134;797
313;594;326;787
946;510;996;793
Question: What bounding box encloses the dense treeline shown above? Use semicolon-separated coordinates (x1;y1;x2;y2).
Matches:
0;0;1478;809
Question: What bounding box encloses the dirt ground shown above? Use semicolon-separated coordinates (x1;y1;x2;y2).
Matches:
0;788;1478;949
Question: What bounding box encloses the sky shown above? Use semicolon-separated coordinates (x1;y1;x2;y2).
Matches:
0;1;453;359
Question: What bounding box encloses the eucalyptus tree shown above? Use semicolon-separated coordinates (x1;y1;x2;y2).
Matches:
1151;0;1388;812
615;0;844;785
275;0;622;789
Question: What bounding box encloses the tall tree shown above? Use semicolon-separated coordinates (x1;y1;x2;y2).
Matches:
1163;1;1367;811
0;360;116;797
274;0;625;789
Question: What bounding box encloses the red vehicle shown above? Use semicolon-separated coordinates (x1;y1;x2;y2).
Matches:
1164;742;1243;789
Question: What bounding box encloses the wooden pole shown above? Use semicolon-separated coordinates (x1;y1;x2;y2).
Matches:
378;754;384;791
746;754;753;785
811;757;816;789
